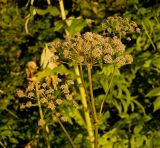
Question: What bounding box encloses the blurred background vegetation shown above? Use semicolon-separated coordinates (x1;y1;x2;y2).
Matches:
0;0;160;147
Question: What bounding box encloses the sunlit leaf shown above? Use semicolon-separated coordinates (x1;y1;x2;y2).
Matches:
48;6;60;16
134;125;143;134
69;108;85;127
40;44;54;69
66;17;86;35
152;56;160;69
146;87;160;97
153;96;160;112
36;8;48;15
37;65;76;80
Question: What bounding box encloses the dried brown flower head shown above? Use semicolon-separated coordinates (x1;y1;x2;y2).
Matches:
47;31;136;67
47;31;133;67
38;118;45;127
17;90;25;98
102;16;140;39
17;76;77;123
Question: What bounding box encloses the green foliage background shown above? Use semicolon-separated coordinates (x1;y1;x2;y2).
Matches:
0;0;160;147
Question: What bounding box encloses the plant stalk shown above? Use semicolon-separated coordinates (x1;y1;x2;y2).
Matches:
74;65;94;148
87;64;99;148
35;83;50;148
57;118;76;148
46;0;51;5
59;0;69;36
142;22;156;50
98;66;116;120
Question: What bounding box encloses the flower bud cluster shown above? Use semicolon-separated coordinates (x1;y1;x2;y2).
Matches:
102;16;140;38
17;77;77;123
48;32;133;66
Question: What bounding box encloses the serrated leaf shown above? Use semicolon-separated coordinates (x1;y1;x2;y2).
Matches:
153;96;160;112
146;87;160;97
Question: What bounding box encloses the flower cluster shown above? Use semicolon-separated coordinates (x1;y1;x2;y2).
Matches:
17;76;77;123
48;32;133;66
102;16;140;38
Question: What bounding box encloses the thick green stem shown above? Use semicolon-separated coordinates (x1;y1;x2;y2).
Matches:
74;65;94;148
87;64;99;148
59;0;69;36
98;66;116;120
57;118;76;148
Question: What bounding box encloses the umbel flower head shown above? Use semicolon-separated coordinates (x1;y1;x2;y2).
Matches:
48;32;133;66
17;76;77;123
101;16;140;38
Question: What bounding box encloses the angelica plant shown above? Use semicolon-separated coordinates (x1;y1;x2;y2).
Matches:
18;15;139;148
45;18;138;146
17;76;77;148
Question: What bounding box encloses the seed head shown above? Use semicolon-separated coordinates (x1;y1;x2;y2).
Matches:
103;54;113;63
92;48;102;58
48;101;56;111
25;101;32;108
124;54;133;64
17;90;25;98
56;99;64;105
27;92;35;97
60;116;68;122
115;56;126;66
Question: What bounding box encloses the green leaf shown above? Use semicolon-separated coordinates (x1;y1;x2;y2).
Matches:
9;137;18;144
112;99;122;114
66;18;86;35
152;56;160;69
146;87;160;97
69;108;85;127
73;134;83;145
54;20;65;32
133;99;145;113
48;6;60;16
35;6;60;16
37;65;76;80
35;8;49;15
134;125;143;134
153;96;160;112
0;130;11;137
99;128;117;147
121;99;129;113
